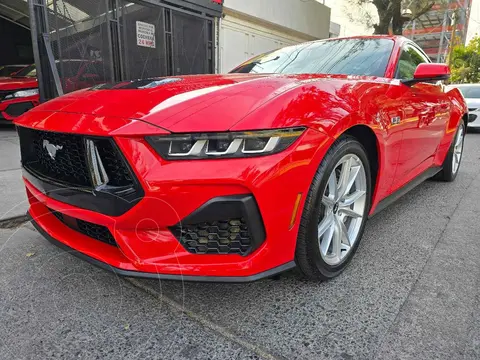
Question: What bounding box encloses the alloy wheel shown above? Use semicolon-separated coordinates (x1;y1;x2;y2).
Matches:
452;125;465;175
318;154;367;266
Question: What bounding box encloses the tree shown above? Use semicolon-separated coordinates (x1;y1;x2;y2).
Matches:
450;36;480;84
346;0;446;35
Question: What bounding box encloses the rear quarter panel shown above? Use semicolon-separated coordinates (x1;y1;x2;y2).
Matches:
433;86;468;166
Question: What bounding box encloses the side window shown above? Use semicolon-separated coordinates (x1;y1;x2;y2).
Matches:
396;45;429;80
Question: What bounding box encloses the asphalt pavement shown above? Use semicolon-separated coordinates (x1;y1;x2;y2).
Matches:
0;126;28;222
0;126;479;360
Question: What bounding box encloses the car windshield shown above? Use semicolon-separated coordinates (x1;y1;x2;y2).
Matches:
0;65;25;77
230;38;394;77
11;61;86;79
12;64;36;78
455;86;480;98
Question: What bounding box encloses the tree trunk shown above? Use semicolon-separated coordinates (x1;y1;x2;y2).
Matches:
391;1;404;35
373;0;404;35
374;21;390;34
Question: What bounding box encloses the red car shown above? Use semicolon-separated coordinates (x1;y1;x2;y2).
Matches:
1;60;106;123
0;65;39;123
0;64;30;77
15;36;467;282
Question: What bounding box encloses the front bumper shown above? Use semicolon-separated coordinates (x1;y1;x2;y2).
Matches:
19;114;331;280
0;95;39;121
29;213;296;282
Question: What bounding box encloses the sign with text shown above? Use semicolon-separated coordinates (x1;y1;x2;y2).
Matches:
136;21;155;48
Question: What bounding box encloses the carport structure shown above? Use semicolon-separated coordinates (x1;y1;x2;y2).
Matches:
2;0;222;102
0;0;33;66
0;0;30;29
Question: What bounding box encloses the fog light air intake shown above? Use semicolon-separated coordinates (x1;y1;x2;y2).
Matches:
169;195;266;256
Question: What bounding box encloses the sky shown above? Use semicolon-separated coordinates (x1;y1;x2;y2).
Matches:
322;0;480;44
322;0;376;36
467;0;480;42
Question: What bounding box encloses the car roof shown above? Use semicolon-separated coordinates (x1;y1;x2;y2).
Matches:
305;35;403;45
450;83;480;87
327;35;402;41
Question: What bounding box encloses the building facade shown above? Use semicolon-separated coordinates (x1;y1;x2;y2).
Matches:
219;0;331;72
403;0;473;62
28;0;222;101
1;0;331;102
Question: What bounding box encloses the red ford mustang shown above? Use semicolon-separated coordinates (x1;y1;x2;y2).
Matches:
15;36;467;282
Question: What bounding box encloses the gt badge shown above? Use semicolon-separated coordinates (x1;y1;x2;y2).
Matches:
43;140;63;160
391;116;401;125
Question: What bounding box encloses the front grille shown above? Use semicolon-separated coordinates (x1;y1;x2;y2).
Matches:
0;90;15;101
469;114;478;123
468;108;477;112
17;127;133;188
94;138;134;186
171;218;252;255
50;208;117;246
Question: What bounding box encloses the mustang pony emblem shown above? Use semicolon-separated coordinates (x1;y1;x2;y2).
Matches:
43;140;63;160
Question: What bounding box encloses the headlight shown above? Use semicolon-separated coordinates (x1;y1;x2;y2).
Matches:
146;127;305;160
5;88;39;99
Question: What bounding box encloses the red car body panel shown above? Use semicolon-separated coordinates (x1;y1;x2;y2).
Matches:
15;36;467;280
0;77;39;121
0;60;108;122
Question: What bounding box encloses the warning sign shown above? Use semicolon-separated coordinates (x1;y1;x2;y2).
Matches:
136;21;155;48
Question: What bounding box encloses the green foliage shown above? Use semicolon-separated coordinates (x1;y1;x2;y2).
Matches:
450;36;480;84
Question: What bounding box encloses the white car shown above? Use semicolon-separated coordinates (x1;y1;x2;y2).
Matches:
449;84;480;129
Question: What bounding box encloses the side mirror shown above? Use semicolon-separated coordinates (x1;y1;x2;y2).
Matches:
402;63;451;86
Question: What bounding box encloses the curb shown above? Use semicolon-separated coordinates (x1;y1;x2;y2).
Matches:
0;214;29;229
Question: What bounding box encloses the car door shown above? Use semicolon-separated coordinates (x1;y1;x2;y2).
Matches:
392;43;450;189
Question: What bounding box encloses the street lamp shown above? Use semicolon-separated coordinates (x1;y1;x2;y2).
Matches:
401;9;413;21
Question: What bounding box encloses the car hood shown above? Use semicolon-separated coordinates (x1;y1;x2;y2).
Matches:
0;77;38;90
28;73;318;132
465;98;480;109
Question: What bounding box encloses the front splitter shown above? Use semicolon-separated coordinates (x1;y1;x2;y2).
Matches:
28;213;296;283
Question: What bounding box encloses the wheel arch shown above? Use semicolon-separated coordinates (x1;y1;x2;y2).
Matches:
463;113;469;128
341;125;381;207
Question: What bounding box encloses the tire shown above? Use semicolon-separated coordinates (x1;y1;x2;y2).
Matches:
433;121;465;182
295;135;372;281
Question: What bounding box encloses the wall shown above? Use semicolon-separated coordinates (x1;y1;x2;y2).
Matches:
219;14;310;72
0;18;33;66
329;22;341;37
223;0;331;39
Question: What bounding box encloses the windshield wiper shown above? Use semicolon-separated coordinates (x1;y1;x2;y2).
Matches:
251;56;280;66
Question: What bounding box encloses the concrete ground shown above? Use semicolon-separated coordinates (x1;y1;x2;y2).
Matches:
0;126;28;221
0;127;479;360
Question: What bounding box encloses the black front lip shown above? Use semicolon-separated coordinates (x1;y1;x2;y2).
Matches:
22;167;143;217
29;213;296;283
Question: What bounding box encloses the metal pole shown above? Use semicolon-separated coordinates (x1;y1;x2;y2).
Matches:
42;33;63;96
448;10;458;67
28;0;46;103
438;11;449;63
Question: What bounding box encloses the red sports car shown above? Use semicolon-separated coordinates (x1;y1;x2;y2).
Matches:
1;61;107;124
15;36;467;282
0;65;39;123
